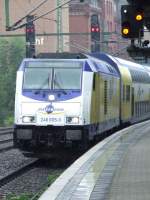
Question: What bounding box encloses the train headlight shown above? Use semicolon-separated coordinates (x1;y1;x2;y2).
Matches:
48;95;55;101
66;117;79;124
22;116;35;123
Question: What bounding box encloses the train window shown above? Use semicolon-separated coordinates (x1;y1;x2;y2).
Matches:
53;68;82;90
23;68;52;89
126;85;130;102
106;64;114;73
27;60;83;68
104;80;108;115
130;68;150;83
23;64;82;90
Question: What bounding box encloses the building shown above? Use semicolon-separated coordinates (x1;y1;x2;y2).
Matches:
69;0;102;53
69;0;130;59
100;0;128;57
0;0;70;54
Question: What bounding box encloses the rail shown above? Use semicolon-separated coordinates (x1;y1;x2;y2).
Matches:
0;127;14;151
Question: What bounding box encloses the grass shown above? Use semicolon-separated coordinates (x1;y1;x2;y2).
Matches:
6;170;63;200
6;194;32;200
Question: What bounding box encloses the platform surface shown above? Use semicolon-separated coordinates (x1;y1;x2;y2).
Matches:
39;120;150;200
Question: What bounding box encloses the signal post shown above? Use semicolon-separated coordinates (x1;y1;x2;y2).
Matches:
121;0;150;62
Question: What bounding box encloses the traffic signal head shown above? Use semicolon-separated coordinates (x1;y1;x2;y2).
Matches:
91;26;100;41
127;0;150;7
121;5;144;38
26;16;35;44
26;15;35;58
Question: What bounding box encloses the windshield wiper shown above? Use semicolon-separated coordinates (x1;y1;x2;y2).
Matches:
53;74;67;95
34;74;51;94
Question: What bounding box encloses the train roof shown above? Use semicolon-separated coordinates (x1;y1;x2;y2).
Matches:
90;52;146;72
90;53;150;83
37;52;87;59
86;55;119;77
19;53;119;77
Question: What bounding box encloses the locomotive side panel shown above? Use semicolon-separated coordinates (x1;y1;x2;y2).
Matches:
90;72;120;136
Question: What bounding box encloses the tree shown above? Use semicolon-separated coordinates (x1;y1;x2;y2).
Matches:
0;37;25;126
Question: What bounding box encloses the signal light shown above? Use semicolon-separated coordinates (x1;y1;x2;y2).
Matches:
135;10;144;21
26;28;35;33
26;15;35;58
91;25;100;52
91;27;100;32
135;14;143;21
122;27;130;35
91;27;95;32
121;5;144;38
95;27;100;32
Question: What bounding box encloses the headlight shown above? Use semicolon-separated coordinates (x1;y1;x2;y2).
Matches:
22;116;35;123
66;117;79;124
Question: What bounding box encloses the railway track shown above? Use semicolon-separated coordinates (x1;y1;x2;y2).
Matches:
0;127;14;151
0;148;82;199
0;159;39;188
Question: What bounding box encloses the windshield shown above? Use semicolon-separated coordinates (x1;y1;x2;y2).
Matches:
53;68;81;90
23;61;82;90
23;68;52;89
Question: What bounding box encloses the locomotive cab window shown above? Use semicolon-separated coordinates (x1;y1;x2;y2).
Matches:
23;61;83;90
53;68;82;90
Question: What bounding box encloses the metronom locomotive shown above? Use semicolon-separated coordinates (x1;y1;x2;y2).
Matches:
13;53;150;157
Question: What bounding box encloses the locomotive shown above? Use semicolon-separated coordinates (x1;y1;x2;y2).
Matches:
13;53;150;157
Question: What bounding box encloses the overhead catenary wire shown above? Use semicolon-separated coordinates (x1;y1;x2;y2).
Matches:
11;0;73;30
7;1;128;57
65;41;90;53
8;0;49;30
13;0;46;32
112;45;129;56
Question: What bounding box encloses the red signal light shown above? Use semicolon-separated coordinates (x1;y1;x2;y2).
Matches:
95;27;100;32
26;28;34;33
91;27;100;32
91;27;95;32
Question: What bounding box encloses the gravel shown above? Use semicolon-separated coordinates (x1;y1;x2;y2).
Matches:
0;167;62;198
0;149;63;199
0;149;36;179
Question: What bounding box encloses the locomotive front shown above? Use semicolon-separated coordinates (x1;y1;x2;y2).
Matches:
14;58;89;155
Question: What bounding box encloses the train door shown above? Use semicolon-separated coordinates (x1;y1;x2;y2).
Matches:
131;87;134;116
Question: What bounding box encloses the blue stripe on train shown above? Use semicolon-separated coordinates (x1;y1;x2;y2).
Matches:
22;90;81;101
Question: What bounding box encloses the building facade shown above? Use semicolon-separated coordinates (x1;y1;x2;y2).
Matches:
0;0;131;58
0;0;70;54
69;0;102;53
69;0;130;58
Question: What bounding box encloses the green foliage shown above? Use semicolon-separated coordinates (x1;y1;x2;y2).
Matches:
6;193;32;200
5;171;62;200
0;37;25;126
47;173;61;185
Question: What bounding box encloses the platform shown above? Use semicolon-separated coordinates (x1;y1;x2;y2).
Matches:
39;120;150;200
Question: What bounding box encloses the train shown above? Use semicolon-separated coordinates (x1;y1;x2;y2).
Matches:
13;52;150;157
